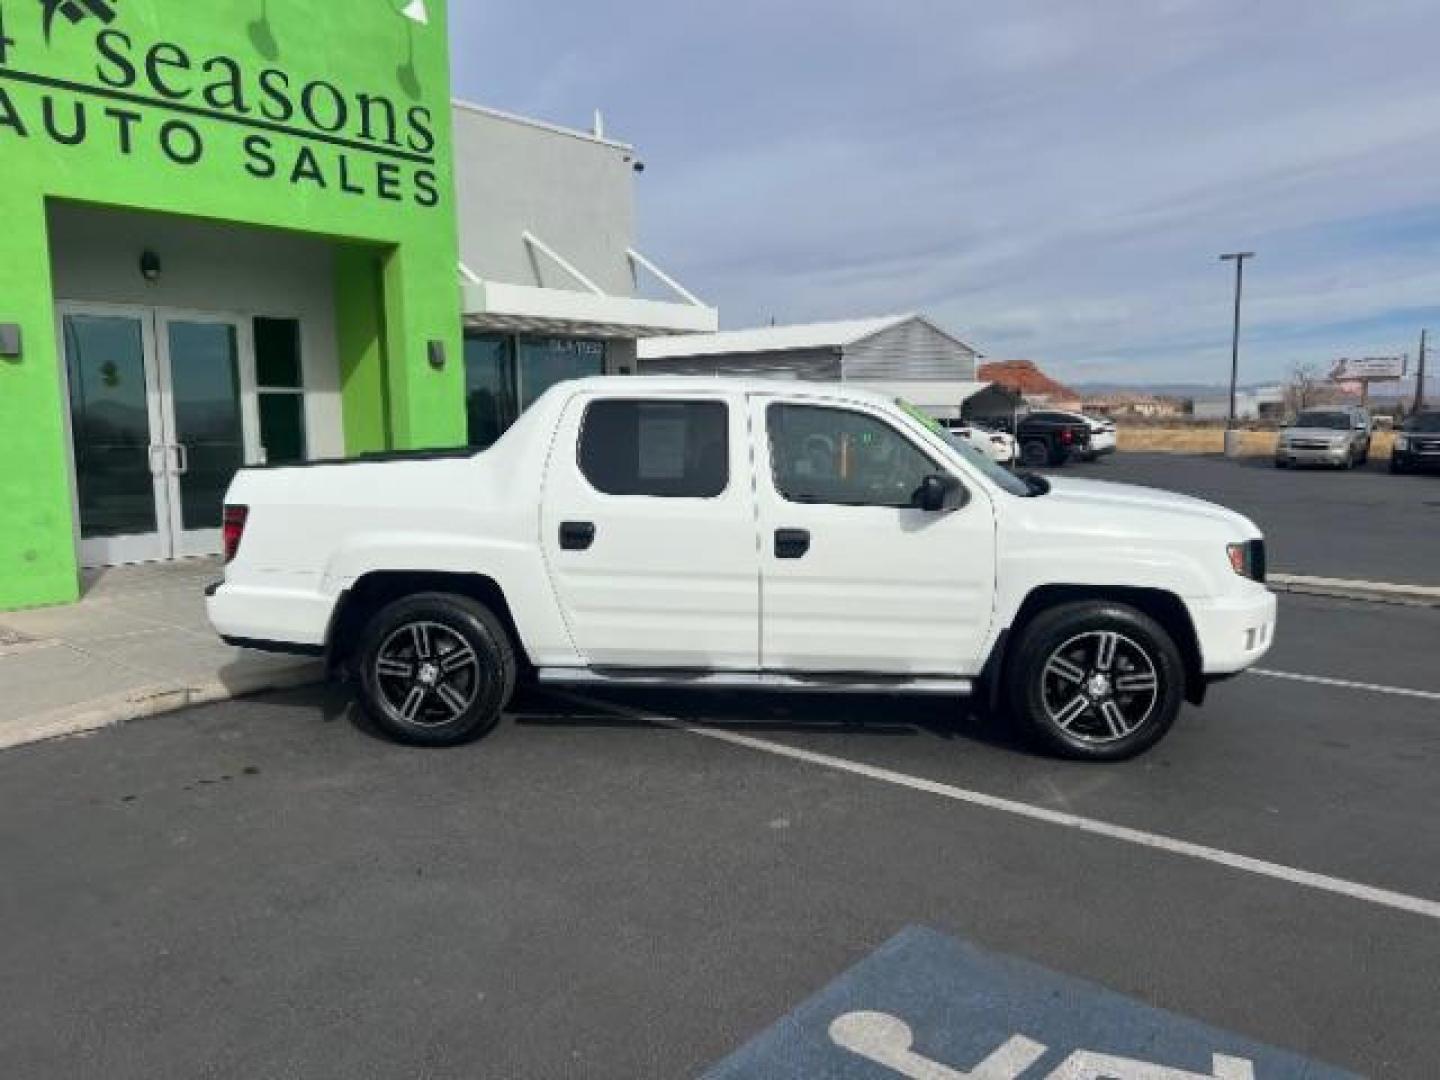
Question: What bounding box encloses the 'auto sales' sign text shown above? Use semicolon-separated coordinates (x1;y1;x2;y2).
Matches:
0;0;441;208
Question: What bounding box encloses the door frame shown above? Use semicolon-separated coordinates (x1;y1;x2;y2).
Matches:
153;307;260;560
55;301;262;568
745;391;998;676
55;301;171;569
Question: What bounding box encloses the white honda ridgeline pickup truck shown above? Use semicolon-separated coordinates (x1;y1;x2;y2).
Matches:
207;377;1276;761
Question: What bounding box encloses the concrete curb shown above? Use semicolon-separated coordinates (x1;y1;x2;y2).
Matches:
0;660;326;753
1269;573;1440;608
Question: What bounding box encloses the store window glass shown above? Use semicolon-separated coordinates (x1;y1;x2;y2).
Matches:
253;318;307;465
518;338;606;410
464;334;517;448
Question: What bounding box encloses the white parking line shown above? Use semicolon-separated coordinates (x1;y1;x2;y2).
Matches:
1251;668;1440;702
554;691;1440;923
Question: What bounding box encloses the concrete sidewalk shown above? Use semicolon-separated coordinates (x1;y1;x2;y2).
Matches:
0;558;323;751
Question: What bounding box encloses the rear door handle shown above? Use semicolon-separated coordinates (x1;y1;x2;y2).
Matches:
774;528;810;559
559;521;596;551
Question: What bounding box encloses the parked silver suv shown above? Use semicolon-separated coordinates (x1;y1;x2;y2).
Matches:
1275;407;1372;469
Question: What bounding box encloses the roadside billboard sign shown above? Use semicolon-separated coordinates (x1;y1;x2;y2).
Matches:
1330;356;1406;380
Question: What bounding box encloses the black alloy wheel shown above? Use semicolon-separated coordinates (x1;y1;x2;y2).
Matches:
357;593;516;746
1008;601;1184;761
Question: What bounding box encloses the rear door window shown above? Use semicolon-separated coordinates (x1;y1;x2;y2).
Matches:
578;399;729;498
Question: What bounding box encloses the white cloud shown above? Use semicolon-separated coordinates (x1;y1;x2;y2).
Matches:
451;0;1440;383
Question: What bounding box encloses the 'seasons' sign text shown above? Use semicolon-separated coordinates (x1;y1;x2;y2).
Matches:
0;0;440;208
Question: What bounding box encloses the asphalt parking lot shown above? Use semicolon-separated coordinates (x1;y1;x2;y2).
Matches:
1051;452;1439;587
1;590;1436;1079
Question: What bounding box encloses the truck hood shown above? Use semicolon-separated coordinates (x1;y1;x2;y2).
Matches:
1038;477;1260;537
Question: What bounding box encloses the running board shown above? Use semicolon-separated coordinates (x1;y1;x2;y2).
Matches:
536;668;973;695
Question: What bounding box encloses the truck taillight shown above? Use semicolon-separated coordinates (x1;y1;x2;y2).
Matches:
223;505;249;563
1061;428;1073;444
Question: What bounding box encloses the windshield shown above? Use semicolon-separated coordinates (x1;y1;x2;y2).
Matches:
894;399;1036;497
1292;411;1351;430
1403;413;1440;432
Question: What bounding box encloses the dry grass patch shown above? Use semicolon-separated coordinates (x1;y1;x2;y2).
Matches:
1118;428;1395;458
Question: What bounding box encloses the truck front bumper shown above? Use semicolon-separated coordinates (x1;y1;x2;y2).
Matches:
1189;587;1278;675
1276;445;1349;466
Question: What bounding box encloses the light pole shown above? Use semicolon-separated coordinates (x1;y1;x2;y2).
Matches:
1218;252;1255;436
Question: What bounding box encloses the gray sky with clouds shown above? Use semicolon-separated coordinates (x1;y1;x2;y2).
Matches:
450;0;1440;385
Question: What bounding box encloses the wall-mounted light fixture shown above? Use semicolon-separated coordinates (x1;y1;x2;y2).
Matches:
0;323;21;360
139;250;162;284
427;340;446;370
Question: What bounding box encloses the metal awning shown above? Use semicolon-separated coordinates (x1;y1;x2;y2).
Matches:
460;237;718;340
462;280;718;340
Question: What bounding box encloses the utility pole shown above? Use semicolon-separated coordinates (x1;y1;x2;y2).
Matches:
1415;329;1428;413
1218;252;1255;453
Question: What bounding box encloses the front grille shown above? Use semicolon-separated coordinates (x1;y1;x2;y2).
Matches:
1249;538;1267;584
1290;439;1333;450
1416;439;1440;453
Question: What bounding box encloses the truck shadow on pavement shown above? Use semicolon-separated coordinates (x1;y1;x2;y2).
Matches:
506;686;1028;754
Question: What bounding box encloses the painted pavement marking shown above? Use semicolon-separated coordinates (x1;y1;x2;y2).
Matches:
554;691;1440;922
1251;668;1440;703
704;928;1355;1078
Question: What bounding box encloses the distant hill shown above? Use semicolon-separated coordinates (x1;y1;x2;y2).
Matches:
1071;381;1256;396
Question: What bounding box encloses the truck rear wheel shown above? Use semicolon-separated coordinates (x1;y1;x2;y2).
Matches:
356;593;516;747
1006;601;1184;761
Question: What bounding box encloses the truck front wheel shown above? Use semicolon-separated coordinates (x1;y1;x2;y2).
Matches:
356;593;517;747
1006;602;1184;761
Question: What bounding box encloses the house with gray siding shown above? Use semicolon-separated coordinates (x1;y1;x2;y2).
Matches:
638;314;1018;420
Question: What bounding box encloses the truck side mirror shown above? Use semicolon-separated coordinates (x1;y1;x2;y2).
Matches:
917;474;966;512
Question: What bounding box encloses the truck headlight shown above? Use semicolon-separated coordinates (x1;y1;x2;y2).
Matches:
1395;435;1409;451
1227;540;1266;582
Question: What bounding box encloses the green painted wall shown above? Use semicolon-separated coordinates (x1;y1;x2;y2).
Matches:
0;0;463;609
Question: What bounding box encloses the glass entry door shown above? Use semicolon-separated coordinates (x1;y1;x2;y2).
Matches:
157;311;257;559
60;304;258;567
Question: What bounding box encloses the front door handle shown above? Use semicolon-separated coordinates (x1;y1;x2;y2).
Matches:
774;528;810;559
559;521;596;551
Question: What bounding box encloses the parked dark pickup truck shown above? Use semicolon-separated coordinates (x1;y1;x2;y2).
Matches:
1390;411;1440;474
1016;411;1093;467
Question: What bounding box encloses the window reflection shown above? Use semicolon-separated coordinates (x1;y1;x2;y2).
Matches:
464;333;607;448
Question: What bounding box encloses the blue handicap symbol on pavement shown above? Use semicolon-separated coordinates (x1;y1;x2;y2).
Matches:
705;926;1356;1079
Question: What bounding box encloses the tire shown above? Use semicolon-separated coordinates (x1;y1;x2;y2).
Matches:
1005;601;1185;761
356;592;517;747
1274;458;1288;469
1020;439;1050;468
1390;457;1407;475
